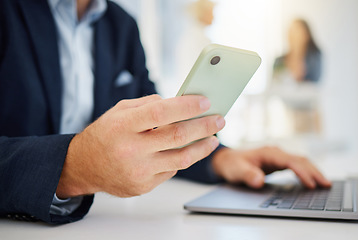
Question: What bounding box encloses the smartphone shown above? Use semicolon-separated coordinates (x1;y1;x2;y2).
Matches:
176;44;261;118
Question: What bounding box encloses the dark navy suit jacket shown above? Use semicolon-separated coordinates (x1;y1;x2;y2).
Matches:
0;0;223;224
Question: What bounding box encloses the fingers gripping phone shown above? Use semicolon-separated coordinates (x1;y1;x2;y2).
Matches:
177;44;261;118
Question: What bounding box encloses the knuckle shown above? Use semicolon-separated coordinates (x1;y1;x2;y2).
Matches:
150;104;165;124
297;156;308;163
262;146;279;153
150;94;162;101
186;99;199;115
271;146;280;151
260;146;270;152
114;100;125;109
120;99;131;105
172;124;187;145
202;118;212;134
268;146;279;151
114;99;132;110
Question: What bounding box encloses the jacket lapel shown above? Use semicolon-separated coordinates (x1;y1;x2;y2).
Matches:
93;15;113;119
18;0;62;133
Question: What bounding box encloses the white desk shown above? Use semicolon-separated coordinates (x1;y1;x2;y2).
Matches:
1;152;358;240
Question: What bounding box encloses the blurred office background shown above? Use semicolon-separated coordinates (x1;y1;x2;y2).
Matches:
113;0;358;154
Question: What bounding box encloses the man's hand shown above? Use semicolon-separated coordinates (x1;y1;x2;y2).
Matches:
56;95;225;198
212;147;331;189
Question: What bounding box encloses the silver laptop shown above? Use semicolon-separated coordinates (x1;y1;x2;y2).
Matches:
184;178;358;220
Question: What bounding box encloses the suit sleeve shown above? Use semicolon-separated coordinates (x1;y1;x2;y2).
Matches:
0;134;93;224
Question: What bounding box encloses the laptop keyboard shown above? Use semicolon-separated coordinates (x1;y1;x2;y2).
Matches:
260;181;354;212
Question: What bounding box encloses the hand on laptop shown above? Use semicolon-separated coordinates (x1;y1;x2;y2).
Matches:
212;146;332;189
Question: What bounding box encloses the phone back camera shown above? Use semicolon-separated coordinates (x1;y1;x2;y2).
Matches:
210;56;221;65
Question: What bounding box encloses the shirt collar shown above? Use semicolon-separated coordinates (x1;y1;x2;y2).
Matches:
48;0;107;25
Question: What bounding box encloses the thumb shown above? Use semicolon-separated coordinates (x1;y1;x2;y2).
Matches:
239;161;266;189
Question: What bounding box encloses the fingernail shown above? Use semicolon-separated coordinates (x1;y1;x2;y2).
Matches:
200;98;211;111
216;117;225;129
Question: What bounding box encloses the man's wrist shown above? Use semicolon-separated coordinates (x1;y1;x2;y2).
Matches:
211;147;232;179
56;133;95;198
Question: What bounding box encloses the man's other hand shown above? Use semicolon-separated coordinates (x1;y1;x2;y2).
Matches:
212;146;331;189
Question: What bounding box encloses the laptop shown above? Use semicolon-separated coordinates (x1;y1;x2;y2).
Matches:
184;178;358;220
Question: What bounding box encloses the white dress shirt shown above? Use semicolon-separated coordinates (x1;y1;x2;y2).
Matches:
47;0;107;216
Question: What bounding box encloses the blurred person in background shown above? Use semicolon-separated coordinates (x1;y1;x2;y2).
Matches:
271;19;322;134
273;19;322;84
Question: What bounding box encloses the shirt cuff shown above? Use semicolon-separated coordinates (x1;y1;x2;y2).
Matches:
49;194;84;216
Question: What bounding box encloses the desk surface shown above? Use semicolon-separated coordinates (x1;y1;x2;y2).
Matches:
1;151;358;240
